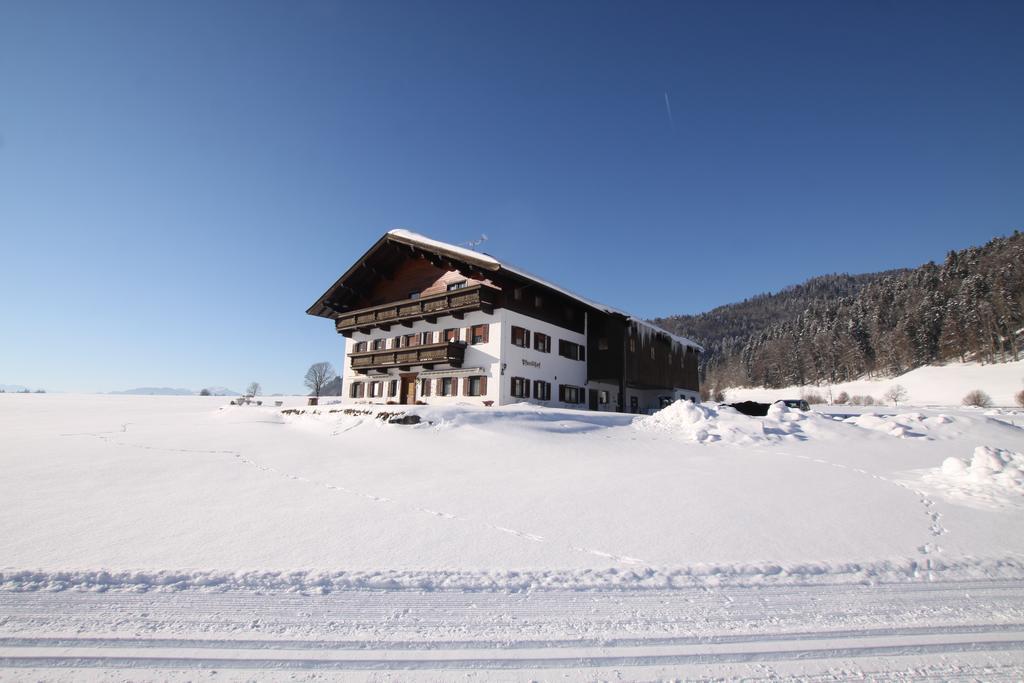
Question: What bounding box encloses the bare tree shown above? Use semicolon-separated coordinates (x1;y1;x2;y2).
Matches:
1016;389;1024;409
305;362;337;398
962;389;992;408
246;382;261;398
883;384;908;406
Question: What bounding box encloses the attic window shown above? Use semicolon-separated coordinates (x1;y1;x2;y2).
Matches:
534;295;543;308
408;291;420;300
447;281;467;291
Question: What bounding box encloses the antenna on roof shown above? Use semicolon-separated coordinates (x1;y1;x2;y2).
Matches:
463;234;489;251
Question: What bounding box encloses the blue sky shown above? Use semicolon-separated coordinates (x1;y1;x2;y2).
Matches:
2;1;1022;394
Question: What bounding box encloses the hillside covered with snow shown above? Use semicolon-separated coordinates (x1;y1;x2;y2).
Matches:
728;358;1024;407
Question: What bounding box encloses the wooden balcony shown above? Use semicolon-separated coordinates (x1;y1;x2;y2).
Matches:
335;284;496;335
349;340;467;373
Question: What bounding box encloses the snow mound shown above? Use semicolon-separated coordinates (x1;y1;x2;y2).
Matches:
843;412;947;439
922;446;1024;508
634;401;827;445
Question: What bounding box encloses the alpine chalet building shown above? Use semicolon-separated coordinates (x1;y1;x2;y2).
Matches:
307;230;701;412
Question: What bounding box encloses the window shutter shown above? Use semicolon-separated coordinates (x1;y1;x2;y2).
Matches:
524;330;530;347
482;324;489;343
479;376;487;395
434;378;441;396
463;377;470;396
558;385;565;402
465;327;472;344
452;378;459;396
579;345;586;361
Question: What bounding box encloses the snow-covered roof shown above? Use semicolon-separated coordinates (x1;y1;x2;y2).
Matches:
385;229;704;352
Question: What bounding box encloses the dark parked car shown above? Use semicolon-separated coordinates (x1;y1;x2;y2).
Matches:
782;399;811;411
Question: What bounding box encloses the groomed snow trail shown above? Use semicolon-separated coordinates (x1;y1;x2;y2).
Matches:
3;581;1024;680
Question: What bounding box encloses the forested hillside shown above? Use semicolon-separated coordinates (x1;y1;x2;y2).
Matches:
655;232;1024;393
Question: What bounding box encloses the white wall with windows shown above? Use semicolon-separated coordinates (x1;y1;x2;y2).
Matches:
341;309;501;406
498;308;589;409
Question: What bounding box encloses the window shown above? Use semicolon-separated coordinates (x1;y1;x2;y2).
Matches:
447;280;467;291
511;326;530;348
599;390;609;405
444;328;460;342
370;381;383;398
651;347;656;360
470;324;489;344
598;337;609;351
404;333;419;347
372;338;385;350
533;332;551;353
408;291;421;300
439;377;456;396
350;382;364;398
354;341;367;353
465;376;486;397
629;337;636;352
421;330;434;345
510;376;528;398
558;384;583;404
420;378;431;397
393;336;402;348
513;288;523;301
533;380;551;401
558;339;586;361
534;295;543;308
388;380;398;398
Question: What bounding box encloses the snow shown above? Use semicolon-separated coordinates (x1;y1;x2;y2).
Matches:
727;358;1024;407
2;392;1024;678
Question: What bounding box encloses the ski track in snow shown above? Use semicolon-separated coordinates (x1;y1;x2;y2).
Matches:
2;582;1024;680
63;427;649;568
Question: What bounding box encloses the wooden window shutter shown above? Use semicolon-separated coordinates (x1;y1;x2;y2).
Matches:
479;376;487;395
462;377;470;396
482;324;489;343
579;345;586;361
465;327;472;344
452;378;459;396
558;385;565;402
435;378;441;396
524;330;530;347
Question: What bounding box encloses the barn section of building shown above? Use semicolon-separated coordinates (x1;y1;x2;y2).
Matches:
307;230;702;412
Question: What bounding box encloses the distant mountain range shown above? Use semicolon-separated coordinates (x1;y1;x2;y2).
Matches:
111;387;240;396
0;384;30;393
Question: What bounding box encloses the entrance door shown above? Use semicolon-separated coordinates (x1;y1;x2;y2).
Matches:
588;389;599;411
400;374;417;405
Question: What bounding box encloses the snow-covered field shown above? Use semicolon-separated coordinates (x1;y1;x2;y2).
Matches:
727;358;1024;407
2;393;1024;680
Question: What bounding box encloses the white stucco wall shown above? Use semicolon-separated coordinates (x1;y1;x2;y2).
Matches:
496;308;589;409
340;309;500;406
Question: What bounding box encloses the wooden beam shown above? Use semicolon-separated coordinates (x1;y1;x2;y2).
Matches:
452;312;464;320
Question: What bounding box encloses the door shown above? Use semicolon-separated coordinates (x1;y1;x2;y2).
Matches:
400;374;417;405
588;389;599;411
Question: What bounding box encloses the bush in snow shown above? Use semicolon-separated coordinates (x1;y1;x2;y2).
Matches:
883;384;908;406
862;395;876;406
962;390;993;408
848;395;862;405
835;391;849;405
801;390;825;405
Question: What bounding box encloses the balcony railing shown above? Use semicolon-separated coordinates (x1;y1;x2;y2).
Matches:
349;340;467;372
336;284;496;333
